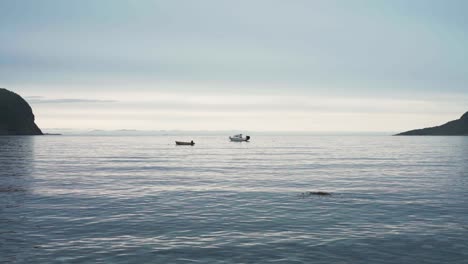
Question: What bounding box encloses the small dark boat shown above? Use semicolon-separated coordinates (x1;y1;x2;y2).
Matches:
175;140;195;146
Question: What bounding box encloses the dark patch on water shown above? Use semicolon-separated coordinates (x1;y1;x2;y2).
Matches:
0;186;27;193
300;191;332;198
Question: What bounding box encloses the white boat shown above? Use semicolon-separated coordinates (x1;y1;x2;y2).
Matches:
229;134;250;142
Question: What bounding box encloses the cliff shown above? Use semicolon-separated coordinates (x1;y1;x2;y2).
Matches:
0;88;43;135
396;111;468;136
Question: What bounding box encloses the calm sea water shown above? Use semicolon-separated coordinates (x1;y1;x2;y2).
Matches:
1;135;467;263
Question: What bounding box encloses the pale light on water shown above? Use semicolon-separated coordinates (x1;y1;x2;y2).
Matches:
1;135;467;263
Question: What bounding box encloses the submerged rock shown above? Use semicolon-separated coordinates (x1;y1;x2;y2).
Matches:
301;191;332;197
0;187;27;193
0;88;43;135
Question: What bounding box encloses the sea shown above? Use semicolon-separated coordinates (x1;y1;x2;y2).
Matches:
1;135;467;263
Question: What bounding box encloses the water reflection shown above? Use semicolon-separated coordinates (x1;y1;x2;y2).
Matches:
0;136;36;263
0;136;35;190
460;137;468;176
0;136;35;174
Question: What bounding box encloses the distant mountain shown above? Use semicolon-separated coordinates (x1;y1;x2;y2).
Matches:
396;112;468;136
0;88;43;135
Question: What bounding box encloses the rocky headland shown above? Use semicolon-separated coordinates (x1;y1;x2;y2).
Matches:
396;112;468;136
0;88;43;135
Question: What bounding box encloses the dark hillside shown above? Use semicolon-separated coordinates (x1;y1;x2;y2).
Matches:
0;88;43;135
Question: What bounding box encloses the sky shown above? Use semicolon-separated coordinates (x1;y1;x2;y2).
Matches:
1;0;467;132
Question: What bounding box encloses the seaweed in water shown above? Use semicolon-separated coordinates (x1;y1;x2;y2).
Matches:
0;187;27;193
300;191;332;197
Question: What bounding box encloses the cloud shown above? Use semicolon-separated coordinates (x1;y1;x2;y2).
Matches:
3;1;468;131
2;0;468;94
25;96;116;104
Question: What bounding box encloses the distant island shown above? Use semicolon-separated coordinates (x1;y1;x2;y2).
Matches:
397;111;468;136
0;88;43;135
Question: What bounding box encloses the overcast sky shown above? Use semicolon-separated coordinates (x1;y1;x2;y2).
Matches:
1;0;467;132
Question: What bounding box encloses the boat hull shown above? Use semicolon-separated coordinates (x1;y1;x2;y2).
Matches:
175;141;195;146
229;137;249;142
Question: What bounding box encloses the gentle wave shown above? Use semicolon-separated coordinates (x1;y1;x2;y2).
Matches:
1;135;467;263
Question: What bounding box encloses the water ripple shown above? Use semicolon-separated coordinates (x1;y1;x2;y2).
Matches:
1;135;467;263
